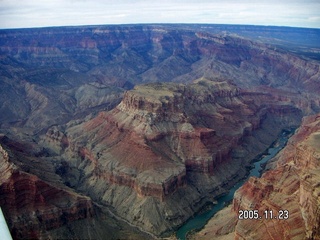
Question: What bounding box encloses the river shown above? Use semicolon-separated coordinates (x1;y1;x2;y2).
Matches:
176;129;294;240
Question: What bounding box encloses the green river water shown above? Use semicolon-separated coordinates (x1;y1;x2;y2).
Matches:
176;129;294;240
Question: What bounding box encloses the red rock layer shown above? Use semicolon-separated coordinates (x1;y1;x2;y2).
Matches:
40;80;308;236
45;80;304;202
232;114;320;240
193;114;320;240
0;138;94;239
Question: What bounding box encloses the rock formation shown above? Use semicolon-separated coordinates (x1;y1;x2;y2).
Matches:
0;24;319;238
1;25;319;134
0;135;95;239
193;114;320;240
40;78;307;236
0;135;153;239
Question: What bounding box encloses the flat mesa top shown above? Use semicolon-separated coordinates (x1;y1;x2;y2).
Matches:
132;83;181;99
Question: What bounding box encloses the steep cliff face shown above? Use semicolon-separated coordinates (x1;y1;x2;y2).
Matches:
1;26;319;91
194;114;320;240
1;25;319;238
0;135;154;240
0;136;95;239
40;79;306;236
1;25;320;134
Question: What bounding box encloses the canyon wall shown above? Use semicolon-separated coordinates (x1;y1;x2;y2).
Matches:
0;135;153;239
41;79;306;236
1;25;320;133
194;114;320;240
0;136;95;239
0;25;319;238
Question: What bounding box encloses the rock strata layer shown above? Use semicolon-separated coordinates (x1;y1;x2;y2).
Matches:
1;25;320;134
194;114;320;240
0;136;95;239
0;135;152;240
41;79;306;236
0;25;319;238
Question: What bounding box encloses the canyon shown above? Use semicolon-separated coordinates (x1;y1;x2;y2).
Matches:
0;134;152;239
41;80;304;236
193;113;320;240
0;134;95;239
0;24;319;239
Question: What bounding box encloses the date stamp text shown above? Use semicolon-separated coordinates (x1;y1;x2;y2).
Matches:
238;210;289;220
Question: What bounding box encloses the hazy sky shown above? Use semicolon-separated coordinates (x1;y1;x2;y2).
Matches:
0;0;319;29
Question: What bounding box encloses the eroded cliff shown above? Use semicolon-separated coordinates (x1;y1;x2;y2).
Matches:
1;25;320;134
194;114;320;240
0;135;153;240
0;135;95;239
1;25;319;238
40;79;306;236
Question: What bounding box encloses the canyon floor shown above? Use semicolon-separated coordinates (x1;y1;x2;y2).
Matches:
0;24;319;239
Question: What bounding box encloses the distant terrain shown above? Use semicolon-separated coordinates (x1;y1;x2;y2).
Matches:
0;24;319;239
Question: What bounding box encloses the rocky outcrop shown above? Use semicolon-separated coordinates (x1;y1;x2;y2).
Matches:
40;79;306;236
194;114;320;240
1;25;320;134
0;136;95;239
58;81;260;189
0;140;12;181
1;24;319;238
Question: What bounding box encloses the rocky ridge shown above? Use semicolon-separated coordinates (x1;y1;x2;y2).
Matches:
0;134;154;239
41;79;306;236
193;114;320;240
0;135;95;239
0;25;319;238
1;25;320;134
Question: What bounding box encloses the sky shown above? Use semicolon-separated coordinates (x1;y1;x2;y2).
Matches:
0;0;319;29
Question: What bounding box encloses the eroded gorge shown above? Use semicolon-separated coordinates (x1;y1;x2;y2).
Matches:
0;24;319;239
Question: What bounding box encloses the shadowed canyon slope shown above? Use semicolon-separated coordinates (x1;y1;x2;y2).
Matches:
0;135;152;239
194;114;320;240
1;25;320;133
42;79;305;235
0;25;320;238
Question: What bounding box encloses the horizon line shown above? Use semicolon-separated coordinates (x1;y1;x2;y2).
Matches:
1;22;320;31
